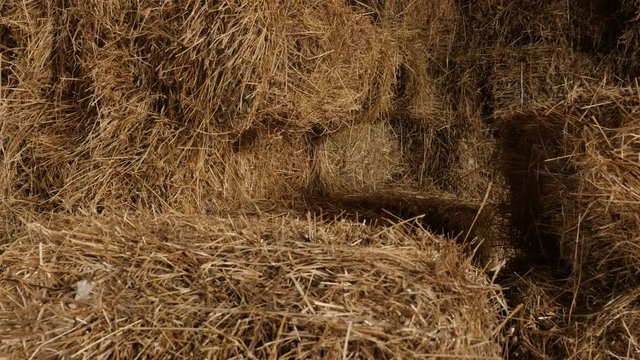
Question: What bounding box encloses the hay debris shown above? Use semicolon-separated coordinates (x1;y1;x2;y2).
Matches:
0;213;505;359
506;268;640;359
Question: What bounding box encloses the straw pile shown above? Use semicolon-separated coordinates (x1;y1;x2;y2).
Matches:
0;213;505;359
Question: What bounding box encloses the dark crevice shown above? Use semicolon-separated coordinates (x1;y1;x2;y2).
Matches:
231;128;258;153
498;116;563;266
302;191;496;247
0;24;18;85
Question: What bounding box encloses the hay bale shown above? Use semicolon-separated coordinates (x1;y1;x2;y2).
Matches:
315;120;408;194
0;3;73;209
0;213;505;359
548;86;640;288
490;45;597;118
502;84;640;288
143;0;398;132
224;131;312;205
351;0;459;54
352;0;460;127
459;0;620;52
498;84;640;359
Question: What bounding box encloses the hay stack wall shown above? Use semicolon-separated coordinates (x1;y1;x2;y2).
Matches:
0;213;505;359
512;84;640;288
0;0;402;213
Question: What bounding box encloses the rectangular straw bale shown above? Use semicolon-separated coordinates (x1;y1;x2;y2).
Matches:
505;84;640;288
0;213;505;359
223;130;312;205
490;45;597;118
315;120;409;194
458;0;619;52
351;0;460;127
0;3;75;209
142;0;398;132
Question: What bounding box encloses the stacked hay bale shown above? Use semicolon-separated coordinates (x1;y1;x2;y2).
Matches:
0;213;506;359
501;83;640;359
349;0;459;121
447;2;640;358
0;0;401;213
490;46;598;118
314;120;408;194
458;0;620;51
312;0;464;195
445;0;621;205
540;85;640;288
0;2;59;208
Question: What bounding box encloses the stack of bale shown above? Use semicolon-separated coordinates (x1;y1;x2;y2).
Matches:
449;1;640;358
0;2;510;358
0;0;400;213
315;0;460;196
502;81;640;359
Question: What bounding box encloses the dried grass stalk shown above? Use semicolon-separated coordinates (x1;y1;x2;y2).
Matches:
0;213;505;359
